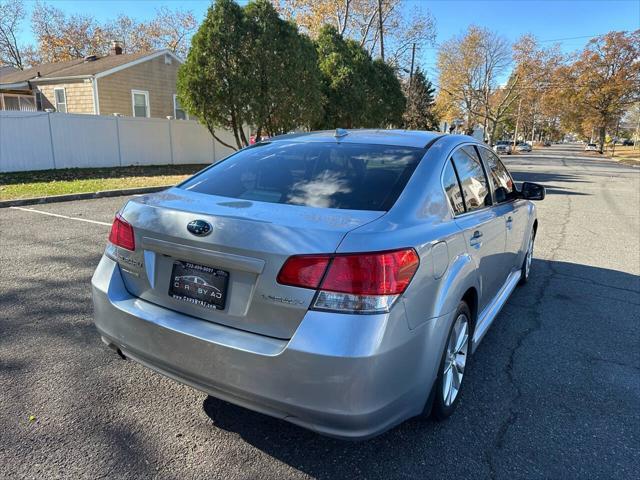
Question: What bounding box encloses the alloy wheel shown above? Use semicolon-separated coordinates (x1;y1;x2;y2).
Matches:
442;314;469;407
524;233;534;280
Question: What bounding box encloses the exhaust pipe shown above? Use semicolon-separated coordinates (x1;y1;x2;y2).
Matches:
101;336;127;360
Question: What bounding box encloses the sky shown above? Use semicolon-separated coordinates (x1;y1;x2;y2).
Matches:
15;0;640;75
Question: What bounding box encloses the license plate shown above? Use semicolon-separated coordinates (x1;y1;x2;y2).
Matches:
168;261;229;310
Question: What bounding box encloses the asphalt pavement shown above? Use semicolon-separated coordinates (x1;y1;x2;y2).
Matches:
1;144;638;479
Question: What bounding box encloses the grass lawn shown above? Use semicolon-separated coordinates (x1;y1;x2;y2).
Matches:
0;164;206;201
607;145;640;166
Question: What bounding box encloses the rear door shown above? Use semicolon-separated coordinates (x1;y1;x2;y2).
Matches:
450;146;507;312
477;146;528;271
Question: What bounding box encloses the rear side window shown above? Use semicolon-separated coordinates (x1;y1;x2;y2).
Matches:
180;141;426;211
451;147;491;212
442;160;465;215
478;147;514;196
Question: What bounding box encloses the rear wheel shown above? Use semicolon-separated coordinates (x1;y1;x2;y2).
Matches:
519;229;535;285
431;302;471;420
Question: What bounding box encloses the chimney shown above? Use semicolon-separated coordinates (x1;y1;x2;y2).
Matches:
110;40;124;56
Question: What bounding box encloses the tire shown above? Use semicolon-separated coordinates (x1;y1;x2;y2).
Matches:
518;228;536;285
431;301;472;420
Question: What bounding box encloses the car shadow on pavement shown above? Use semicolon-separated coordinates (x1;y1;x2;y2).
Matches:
200;259;639;479
509;172;592;196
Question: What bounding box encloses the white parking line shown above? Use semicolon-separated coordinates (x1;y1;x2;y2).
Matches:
9;206;112;226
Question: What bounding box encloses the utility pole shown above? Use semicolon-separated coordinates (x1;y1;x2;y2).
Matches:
513;97;522;149
378;0;385;61
409;43;416;86
635;104;640;150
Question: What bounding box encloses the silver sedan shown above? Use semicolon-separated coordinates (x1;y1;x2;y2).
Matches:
92;129;545;439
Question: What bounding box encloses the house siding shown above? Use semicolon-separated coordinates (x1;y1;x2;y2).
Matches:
37;80;95;114
97;54;180;118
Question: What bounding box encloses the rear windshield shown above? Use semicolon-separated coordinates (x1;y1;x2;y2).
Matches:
179;141;426;211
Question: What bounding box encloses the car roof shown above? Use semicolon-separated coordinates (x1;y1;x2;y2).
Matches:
267;129;443;149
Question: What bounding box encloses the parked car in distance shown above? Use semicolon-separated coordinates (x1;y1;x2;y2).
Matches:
585;143;598;151
92;129;545;440
493;140;512;155
516;142;532;152
622;139;635;146
543;141;551;147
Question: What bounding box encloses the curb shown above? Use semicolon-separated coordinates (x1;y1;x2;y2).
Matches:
0;185;171;208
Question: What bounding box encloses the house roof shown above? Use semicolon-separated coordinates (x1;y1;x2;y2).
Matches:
0;65;18;76
0;50;180;85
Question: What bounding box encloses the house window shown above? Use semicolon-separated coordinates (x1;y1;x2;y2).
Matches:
3;95;19;110
131;90;149;117
173;94;188;120
0;93;37;111
164;53;172;65
54;88;67;113
20;96;36;111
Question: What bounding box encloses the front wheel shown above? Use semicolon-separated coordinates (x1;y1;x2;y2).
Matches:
431;302;471;420
519;229;535;285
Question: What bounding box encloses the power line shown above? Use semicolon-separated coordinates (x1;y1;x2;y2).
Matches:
538;33;624;43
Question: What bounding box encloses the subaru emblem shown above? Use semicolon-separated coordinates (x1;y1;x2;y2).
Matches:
187;220;212;237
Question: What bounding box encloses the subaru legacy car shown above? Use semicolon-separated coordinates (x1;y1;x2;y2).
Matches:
92;129;545;440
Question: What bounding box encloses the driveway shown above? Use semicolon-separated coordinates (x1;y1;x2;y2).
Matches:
1;144;638;479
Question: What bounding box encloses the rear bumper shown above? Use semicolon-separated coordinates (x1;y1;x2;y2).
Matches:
92;255;449;440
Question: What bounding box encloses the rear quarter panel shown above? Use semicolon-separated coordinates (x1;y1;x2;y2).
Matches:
338;135;482;329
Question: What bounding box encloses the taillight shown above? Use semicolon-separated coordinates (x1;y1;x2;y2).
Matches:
108;213;135;251
276;255;330;289
277;248;419;314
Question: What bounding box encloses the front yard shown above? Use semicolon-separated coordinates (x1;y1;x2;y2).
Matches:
0;164;206;201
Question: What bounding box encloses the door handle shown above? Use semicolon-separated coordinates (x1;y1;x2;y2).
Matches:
470;230;483;248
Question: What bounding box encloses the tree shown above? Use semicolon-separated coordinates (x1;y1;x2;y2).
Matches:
403;67;438;130
0;0;36;69
178;0;323;149
436;26;520;144
561;31;640;152
509;34;565;143
30;1;197;63
105;15;153;55
177;0;251;149
314;24;404;129
31;1;110;62
368;58;405;126
143;6;197;59
244;0;323;137
275;0;436;72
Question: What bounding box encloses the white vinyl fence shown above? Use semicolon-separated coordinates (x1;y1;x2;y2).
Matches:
0;111;242;172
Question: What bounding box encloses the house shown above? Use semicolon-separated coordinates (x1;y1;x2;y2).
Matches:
0;65;17;75
0;43;187;119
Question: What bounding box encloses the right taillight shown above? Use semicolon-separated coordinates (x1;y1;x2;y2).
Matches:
108;213;135;251
277;248;419;314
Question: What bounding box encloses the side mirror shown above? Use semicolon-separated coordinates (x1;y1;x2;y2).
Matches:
495;186;508;203
520;182;546;201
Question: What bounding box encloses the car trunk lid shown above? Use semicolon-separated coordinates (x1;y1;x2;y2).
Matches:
109;188;384;339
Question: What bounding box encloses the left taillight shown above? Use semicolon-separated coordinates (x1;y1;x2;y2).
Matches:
277;248;419;314
108;213;135;251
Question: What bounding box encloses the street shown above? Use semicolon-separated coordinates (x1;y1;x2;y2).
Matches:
1;144;638;479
